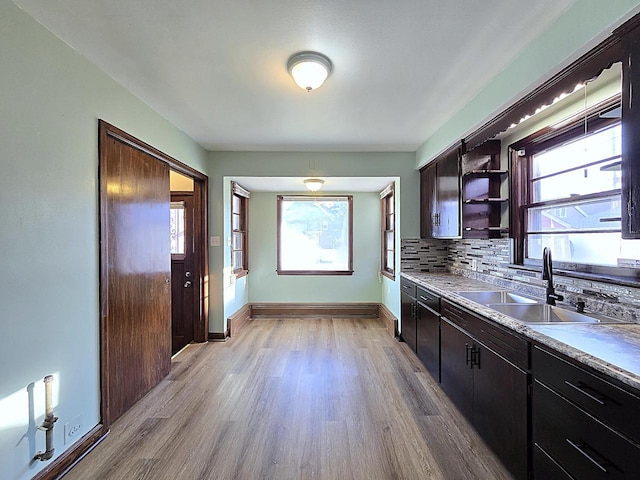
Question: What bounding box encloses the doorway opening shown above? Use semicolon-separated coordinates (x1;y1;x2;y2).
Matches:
170;171;200;354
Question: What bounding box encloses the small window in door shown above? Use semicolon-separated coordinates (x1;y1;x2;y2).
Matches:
170;201;186;257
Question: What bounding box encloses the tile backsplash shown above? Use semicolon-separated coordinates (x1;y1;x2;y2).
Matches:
401;238;640;322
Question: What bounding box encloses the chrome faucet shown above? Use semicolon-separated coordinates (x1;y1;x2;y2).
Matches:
542;247;564;305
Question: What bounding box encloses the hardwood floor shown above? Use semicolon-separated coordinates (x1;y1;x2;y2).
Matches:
64;318;513;479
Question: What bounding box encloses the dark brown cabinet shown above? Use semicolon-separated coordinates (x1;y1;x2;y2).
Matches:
416;287;440;381
440;318;474;418
420;148;461;238
440;300;529;480
400;279;417;352
532;344;640;479
461;140;508;239
621;23;640;238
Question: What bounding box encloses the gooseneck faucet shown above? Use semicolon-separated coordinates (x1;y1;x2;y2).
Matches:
542;247;564;305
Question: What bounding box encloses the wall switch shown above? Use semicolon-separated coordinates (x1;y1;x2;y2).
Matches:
471;259;478;271
64;413;83;445
210;236;220;247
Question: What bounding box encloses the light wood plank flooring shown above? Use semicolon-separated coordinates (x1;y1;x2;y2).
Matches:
65;317;513;479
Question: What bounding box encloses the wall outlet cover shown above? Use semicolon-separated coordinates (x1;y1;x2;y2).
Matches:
64;413;83;445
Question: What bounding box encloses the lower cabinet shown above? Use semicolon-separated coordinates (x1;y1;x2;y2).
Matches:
400;280;417;352
532;345;640;479
440;302;529;480
416;287;440;381
400;280;640;480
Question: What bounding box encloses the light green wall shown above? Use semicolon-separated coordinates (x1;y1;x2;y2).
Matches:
416;0;640;168
0;2;207;479
209;153;416;332
248;192;382;303
4;1;640;478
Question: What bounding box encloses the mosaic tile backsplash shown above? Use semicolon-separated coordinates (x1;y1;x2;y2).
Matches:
401;238;640;323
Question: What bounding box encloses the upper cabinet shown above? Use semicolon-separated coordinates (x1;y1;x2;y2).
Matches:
461;140;508;239
420;146;461;239
621;22;640;238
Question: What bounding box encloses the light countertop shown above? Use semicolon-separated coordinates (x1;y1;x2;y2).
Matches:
401;271;640;391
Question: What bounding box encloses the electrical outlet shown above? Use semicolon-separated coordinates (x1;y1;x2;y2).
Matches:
64;414;83;445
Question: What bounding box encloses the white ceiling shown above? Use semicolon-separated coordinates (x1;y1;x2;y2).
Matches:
14;0;577;152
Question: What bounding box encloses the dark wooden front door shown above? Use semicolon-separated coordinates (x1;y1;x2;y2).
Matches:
99;121;172;426
171;192;196;354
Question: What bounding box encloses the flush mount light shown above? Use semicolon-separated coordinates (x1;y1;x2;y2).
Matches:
304;178;325;191
287;51;333;92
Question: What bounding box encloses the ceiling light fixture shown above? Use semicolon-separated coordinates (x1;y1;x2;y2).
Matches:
304;178;325;191
287;51;332;92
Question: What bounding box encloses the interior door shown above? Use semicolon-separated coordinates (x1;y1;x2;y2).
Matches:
171;193;196;354
100;122;172;425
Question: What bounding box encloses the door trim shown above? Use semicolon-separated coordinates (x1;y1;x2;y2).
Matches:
98;120;208;426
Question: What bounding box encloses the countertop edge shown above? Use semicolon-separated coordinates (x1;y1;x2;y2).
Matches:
400;271;640;392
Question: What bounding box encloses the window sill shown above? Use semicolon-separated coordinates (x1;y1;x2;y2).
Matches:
507;263;640;288
380;270;395;281
233;269;248;279
276;270;354;276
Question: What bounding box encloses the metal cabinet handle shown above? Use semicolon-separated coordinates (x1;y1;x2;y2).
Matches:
564;381;607;406
465;344;471;365
565;439;611;473
470;346;480;369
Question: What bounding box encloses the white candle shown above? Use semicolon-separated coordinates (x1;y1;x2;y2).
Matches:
44;375;53;418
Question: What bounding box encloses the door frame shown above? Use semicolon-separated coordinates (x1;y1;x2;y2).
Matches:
98;120;208;426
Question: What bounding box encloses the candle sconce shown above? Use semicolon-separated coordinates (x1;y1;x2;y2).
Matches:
34;375;58;461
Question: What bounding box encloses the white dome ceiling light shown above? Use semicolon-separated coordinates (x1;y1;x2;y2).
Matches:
287;51;333;92
304;178;325;191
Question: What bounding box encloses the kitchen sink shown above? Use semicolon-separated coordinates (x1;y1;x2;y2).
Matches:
487;303;621;324
455;290;538;305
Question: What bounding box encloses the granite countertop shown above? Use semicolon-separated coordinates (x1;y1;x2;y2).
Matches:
401;271;640;392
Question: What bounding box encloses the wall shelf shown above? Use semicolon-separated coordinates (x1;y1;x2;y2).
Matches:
461;140;508;239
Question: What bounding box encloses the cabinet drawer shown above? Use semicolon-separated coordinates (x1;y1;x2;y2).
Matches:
401;279;416;298
442;300;528;369
416;286;439;313
441;300;479;337
476;319;529;370
532;444;574;480
533;380;640;479
533;345;640;443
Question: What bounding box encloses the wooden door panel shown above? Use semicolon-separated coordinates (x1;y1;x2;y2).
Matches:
101;129;171;425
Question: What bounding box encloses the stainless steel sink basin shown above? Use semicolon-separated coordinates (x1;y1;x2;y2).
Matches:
487;303;621;324
455;290;538;305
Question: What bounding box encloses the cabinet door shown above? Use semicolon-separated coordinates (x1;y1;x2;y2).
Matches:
401;292;417;352
420;165;437;238
417;302;440;381
473;344;529;480
440;318;473;420
436;152;461;238
622;26;640;238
